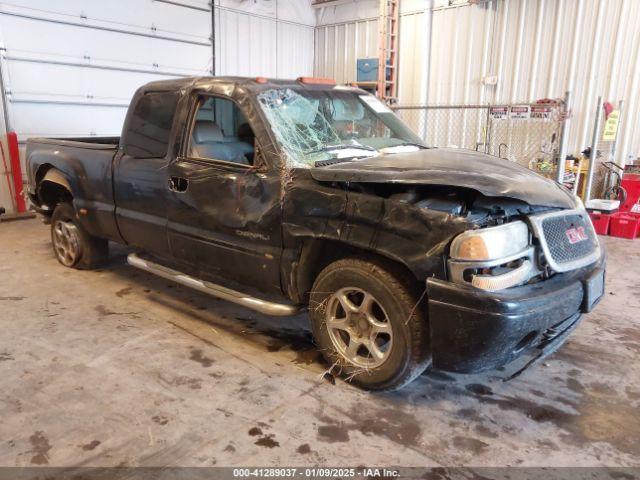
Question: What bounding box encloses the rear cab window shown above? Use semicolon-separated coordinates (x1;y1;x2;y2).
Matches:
123;91;180;158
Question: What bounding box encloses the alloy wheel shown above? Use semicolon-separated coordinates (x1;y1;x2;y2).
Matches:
52;219;82;267
325;287;393;368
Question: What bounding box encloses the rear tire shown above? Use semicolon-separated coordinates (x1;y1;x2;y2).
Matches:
50;202;109;269
309;257;430;391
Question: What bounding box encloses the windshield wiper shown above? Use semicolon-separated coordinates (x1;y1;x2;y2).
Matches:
306;144;376;155
386;142;428;149
314;157;367;167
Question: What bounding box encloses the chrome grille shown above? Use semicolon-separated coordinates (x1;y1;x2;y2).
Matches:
529;209;601;273
541;213;598;264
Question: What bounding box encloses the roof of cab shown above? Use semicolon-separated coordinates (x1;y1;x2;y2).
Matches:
140;76;354;94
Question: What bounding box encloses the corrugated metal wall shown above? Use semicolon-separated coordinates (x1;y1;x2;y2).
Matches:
215;0;315;78
430;0;640;166
315;0;430;104
314;19;378;85
315;0;640;166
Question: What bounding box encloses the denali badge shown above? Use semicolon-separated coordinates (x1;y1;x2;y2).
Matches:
566;226;588;244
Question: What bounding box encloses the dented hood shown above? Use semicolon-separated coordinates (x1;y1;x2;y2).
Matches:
308;148;575;209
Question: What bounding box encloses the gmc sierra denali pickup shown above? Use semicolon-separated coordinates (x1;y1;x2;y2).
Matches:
26;76;605;390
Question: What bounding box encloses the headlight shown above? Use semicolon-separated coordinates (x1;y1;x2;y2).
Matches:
450;221;530;261
448;221;537;291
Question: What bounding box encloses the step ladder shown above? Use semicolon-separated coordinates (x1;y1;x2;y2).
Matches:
377;0;399;104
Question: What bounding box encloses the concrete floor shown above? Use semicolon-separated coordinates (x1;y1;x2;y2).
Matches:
0;218;639;468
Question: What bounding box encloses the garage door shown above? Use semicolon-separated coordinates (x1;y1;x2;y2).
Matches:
0;0;315;213
0;0;213;148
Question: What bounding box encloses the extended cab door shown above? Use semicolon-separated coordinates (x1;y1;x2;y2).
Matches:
114;90;180;257
165;92;283;293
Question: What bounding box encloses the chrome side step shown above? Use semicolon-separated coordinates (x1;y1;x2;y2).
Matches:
127;253;300;317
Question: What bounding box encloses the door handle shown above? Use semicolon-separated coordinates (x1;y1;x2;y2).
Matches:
168;176;189;193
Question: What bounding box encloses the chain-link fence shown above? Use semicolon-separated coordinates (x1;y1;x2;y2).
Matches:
591;101;623;199
392;101;567;179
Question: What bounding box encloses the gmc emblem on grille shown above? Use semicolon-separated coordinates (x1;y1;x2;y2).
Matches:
566;226;588;244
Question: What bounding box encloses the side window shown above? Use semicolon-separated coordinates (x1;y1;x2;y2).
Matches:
188;96;256;166
124;91;179;158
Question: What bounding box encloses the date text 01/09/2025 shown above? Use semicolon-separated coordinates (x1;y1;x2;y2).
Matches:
232;467;400;478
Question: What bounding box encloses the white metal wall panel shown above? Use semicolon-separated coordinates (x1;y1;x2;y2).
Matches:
428;0;640;166
315;0;380;25
216;8;278;77
314;0;379;85
428;1;494;106
314;1;430;103
397;10;429;104
214;0;315;79
219;0;277;17
278;0;317;25
314;0;640;166
315;20;379;83
277;22;315;79
0;103;13;212
314;0;430;23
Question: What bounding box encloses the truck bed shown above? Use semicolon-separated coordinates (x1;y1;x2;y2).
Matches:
29;136;120;149
26;137;121;242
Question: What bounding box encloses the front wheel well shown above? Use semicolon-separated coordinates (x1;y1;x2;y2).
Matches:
292;238;421;305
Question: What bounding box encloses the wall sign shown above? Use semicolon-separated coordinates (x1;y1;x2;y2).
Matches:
531;105;552;121
602;110;620;141
510;105;530;120
490;106;508;120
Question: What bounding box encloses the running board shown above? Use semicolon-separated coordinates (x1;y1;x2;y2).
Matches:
127;253;300;317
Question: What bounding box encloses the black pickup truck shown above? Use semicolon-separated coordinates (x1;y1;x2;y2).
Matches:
26;76;605;390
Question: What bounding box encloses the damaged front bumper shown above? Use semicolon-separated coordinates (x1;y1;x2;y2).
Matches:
426;258;605;374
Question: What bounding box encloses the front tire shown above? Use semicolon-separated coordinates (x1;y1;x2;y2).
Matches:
51;202;108;269
309;257;430;391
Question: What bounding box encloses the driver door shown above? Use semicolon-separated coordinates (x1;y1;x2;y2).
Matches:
165;93;283;293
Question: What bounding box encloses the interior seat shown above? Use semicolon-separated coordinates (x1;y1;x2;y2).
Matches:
191;121;254;164
235;123;256;157
223;123;255;160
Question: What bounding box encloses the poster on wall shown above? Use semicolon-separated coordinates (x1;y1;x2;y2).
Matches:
510;106;530;120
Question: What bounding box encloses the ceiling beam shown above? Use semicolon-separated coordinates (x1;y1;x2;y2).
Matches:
311;0;356;9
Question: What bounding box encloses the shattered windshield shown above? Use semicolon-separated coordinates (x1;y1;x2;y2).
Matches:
256;88;426;168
